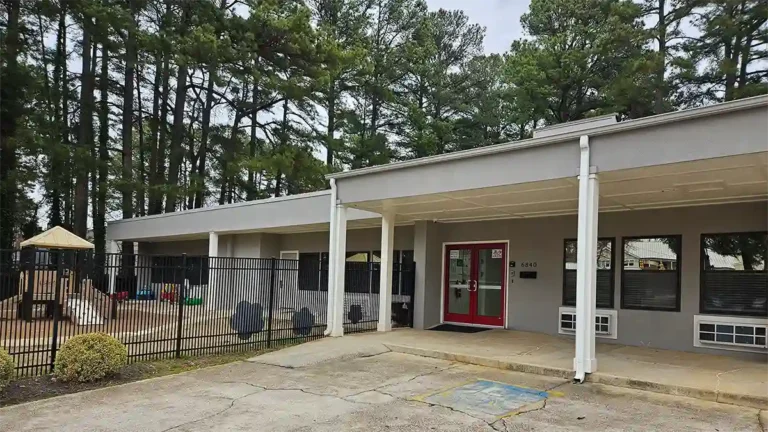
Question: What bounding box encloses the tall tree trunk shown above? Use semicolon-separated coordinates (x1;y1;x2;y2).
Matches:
137;63;146;217
165;59;189;213
95;42;109;270
219;110;243;205
147;51;164;214
194;68;216;208
49;5;67;229
121;0;137;265
0;0;22;250
246;82;258;200
61;10;72;231
149;2;173;214
273;100;289;198
74;18;94;238
326;81;336;166
654;0;667;114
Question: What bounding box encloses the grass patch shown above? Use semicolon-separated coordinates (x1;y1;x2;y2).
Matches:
0;345;290;408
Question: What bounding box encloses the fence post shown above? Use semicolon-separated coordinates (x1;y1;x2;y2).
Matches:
175;254;187;358
408;267;416;328
266;257;277;348
22;250;35;322
50;253;63;372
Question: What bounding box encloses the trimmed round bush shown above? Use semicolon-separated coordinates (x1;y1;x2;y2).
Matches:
54;333;128;383
0;348;14;389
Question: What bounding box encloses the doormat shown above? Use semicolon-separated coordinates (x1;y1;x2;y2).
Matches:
412;380;551;422
429;324;490;333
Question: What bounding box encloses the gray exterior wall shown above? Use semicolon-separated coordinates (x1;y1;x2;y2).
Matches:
135;226;415;258
418;201;767;358
413;221;442;329
137;239;209;256
591;107;768;172
279;226;415;253
338;141;580;204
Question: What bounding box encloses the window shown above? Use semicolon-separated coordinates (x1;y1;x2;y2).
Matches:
349;250;415;294
621;236;681;311
563;239;615;308
150;256;208;285
701;232;767;317
345;251;371;293
375;250;415;296
558;307;618;339
694;315;768;352
298;252;329;291
299;250;415;294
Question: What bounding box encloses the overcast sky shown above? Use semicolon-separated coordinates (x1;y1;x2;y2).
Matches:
425;0;531;54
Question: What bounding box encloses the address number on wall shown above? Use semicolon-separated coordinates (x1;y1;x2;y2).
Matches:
520;262;537;268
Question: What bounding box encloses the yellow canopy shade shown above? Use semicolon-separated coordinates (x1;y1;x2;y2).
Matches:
19;226;94;250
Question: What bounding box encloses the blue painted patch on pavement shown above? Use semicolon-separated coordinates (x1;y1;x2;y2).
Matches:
418;380;549;418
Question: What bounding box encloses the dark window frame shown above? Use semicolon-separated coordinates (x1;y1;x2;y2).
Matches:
298;252;329;292
699;231;768;317
621;235;682;312
149;255;208;285
561;238;616;309
298;249;415;294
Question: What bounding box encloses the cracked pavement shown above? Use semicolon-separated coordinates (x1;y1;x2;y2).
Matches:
0;350;763;431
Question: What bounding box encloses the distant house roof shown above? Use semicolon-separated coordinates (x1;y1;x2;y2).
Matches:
624;239;677;261
20;226;94;250
705;251;746;270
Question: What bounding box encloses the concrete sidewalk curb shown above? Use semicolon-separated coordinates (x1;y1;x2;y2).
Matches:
384;344;573;379
384;343;768;410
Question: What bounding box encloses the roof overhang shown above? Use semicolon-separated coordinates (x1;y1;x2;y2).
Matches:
106;191;383;242
329;96;768;206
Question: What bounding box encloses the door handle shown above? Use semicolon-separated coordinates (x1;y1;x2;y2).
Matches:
469;280;477;292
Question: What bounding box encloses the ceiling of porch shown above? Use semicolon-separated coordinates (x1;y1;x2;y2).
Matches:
347;152;768;223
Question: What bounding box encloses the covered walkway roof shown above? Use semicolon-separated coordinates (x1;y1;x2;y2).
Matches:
106;191;383;242
327;96;768;221
328;95;768;207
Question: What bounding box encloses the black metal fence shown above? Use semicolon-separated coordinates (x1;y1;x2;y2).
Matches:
0;249;415;376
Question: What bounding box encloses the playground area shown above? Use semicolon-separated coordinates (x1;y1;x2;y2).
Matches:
0;226;410;376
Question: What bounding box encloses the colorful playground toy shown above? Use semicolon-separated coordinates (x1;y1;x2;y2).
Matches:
160;284;178;303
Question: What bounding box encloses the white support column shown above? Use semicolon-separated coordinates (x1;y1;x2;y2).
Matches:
378;212;396;332
326;179;339;335
574;135;599;382
108;240;119;294
330;204;347;337
207;232;219;310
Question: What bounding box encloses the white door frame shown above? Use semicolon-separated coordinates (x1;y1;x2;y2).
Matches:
440;240;510;329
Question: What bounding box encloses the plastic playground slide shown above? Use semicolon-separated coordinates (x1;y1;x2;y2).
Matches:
67;298;103;325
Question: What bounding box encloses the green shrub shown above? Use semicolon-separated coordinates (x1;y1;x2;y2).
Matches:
0;348;14;388
54;333;128;383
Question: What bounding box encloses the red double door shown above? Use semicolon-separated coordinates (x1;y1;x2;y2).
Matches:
443;243;506;327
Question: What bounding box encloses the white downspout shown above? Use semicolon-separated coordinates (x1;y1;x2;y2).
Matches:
324;179;338;336
574;135;591;384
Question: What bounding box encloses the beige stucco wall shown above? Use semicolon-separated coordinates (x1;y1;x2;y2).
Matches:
423;201;767;358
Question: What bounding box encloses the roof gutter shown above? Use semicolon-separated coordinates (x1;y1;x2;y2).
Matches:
327;95;768;181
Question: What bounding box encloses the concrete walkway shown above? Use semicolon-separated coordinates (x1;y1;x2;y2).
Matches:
330;328;768;409
2;343;763;431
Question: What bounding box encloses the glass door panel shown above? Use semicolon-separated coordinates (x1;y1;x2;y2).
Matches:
445;247;472;322
475;246;505;326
